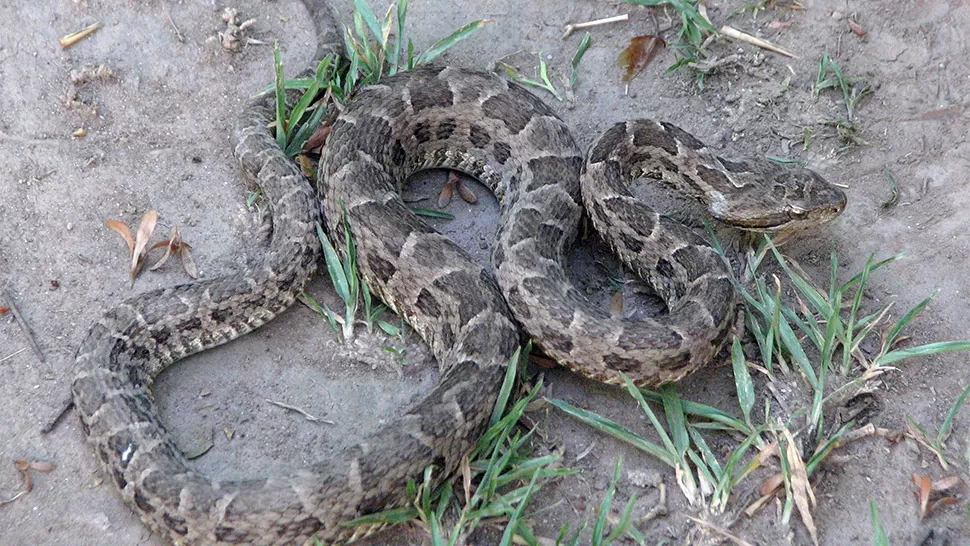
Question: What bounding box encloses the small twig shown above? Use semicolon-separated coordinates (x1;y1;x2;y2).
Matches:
640;482;668;523
265;399;334;424
40;394;75;434
686;515;756;546
562;14;628;39
167;11;184;42
2;289;46;365
59;21;103;49
574;440;597;462
0;347;27;364
720;26;796;58
0;490;27;506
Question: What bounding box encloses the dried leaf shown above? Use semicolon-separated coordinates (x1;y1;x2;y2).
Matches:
759;473;784;497
913;474;962;519
931;475;962;492
105;220;135;253
303;123;331;152
438;173;457;208
456;179;478;204
913;473;931;519
180;245;199;279
131;210;159;279
847;19;866;36
784;428;818;544
28;461;55;473
529;353;558;369
617;35;665;82
461;454;472;507
0;306;8;316
150;227;180;271
927;496;959;514
609;289;624;317
296;154;317;178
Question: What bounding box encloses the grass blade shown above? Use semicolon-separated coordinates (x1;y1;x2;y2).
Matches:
352;0;383;41
731;337;755;425
869;500;889;546
938;382;970;443
316;222;351;303
414;19;490;65
546;398;677;467
660;385;689;459
875;341;970;366
490;347;521;428
273;43;287;149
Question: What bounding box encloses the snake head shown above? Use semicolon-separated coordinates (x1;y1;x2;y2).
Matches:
709;160;847;231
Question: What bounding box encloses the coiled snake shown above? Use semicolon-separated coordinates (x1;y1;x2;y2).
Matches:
71;1;846;544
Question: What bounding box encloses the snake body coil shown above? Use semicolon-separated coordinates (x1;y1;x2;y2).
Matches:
72;1;845;544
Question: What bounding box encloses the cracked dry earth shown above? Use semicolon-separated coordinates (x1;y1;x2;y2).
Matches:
2;1;970;545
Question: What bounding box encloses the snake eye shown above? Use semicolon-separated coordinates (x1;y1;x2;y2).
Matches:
787;207;809;220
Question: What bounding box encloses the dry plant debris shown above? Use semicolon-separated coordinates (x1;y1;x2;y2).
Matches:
437;172;478;208
59;22;102;49
617;35;665;82
847;19;866;36
212;7;258;52
912;473;961;520
70;64;115;85
106;210;198;282
149;226;199;279
1;458;56;506
562;13;629;39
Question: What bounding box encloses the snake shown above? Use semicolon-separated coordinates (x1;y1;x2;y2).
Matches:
71;1;846;544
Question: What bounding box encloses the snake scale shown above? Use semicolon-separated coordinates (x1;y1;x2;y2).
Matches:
71;1;846;544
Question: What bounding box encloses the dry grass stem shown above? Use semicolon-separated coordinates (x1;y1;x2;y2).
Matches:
562;14;628;38
59;22;102;48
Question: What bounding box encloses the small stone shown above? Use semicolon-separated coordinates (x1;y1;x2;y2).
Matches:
628;468;663;488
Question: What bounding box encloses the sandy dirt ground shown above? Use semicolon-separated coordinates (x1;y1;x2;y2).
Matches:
2;1;969;544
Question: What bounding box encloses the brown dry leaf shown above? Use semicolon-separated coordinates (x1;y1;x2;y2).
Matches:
456;182;478;204
617;35;665;82
913;473;932;519
529;353;558;369
438;173;457;208
759;473;784;497
180;245;199;279
913;473;963;519
13;458;55;493
149;226;198;279
149;226;180;271
105;219;136;253
28;461;56;473
129;210;159;280
928;496;960;515
460;454;472;507
931;475;962;491
295;154;316;178
303;124;332;152
609;290;624;317
847;19;866;36
783;428;818;545
0;305;8;316
456;178;478;204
